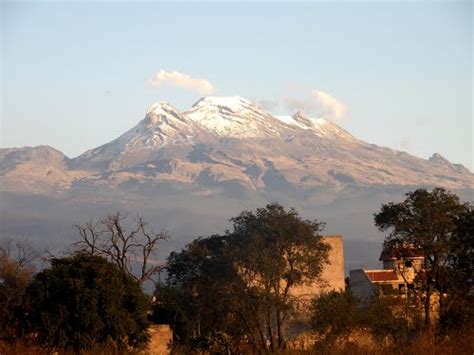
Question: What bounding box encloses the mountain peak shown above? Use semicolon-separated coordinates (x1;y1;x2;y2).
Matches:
428;153;470;174
429;152;449;164
192;96;253;111
146;101;180;116
185;96;278;138
3;98;474;193
144;101;185;126
191;96;255;113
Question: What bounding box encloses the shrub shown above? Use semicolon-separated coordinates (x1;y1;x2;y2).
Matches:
26;254;150;351
310;290;360;342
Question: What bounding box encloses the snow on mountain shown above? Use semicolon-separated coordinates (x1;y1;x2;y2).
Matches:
1;96;473;195
185;96;282;138
73;102;200;170
274;112;355;140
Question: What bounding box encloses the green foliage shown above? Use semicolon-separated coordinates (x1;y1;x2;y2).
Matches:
310;291;409;346
374;188;469;251
374;187;471;325
0;240;36;342
26;254;150;351
155;203;330;351
227;203;330;350
448;206;474;295
310;290;359;341
229;203;329;290
154;235;245;346
443;206;474;328
359;296;409;342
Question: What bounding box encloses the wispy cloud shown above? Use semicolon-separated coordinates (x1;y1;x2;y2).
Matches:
311;90;347;121
280;89;347;122
150;69;215;95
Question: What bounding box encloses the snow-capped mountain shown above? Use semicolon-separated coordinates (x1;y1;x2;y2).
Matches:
1;96;473;261
1;96;473;196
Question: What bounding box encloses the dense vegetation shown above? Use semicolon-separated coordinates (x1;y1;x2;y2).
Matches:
0;189;472;354
154;203;330;352
374;188;473;328
27;254;150;351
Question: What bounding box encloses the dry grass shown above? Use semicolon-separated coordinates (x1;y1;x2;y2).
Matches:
1;325;473;354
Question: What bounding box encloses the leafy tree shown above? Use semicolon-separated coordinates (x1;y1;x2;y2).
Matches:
443;206;474;327
310;290;360;343
449;206;474;295
26;254;150;351
310;291;409;347
154;235;245;349
227;203;330;350
156;203;330;352
374;188;471;326
359;296;409;343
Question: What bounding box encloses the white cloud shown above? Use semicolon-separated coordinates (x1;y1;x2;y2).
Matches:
150;69;215;95
311;90;347;122
281;89;347;122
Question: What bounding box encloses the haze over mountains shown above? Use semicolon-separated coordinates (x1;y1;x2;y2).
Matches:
1;96;473;270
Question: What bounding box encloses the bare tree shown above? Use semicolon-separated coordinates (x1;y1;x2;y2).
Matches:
74;213;168;284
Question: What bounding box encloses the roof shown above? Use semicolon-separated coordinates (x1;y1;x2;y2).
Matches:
364;270;400;282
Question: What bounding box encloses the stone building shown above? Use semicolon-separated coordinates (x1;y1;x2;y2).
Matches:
291;235;345;303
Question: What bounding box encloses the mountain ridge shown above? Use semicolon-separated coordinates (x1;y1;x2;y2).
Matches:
1;96;473;196
1;97;472;262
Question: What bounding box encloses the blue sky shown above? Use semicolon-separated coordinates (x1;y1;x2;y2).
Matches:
1;1;472;169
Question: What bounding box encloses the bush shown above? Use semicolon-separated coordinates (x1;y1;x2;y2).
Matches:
310;290;360;342
360;296;409;343
310;291;410;346
0;239;37;342
26;254;150;351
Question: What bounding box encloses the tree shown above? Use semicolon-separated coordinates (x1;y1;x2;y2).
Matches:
227;203;330;350
26;254;150;351
0;239;37;341
310;290;360;343
310;291;409;348
443;206;474;327
154;235;245;350
374;188;471;326
74;213;167;285
359;296;409;343
158;203;330;351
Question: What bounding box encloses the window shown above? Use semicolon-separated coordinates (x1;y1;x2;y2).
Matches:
404;260;412;267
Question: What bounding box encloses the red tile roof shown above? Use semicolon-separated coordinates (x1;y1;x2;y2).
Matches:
365;270;399;282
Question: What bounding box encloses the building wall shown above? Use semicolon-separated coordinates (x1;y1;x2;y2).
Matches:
349;269;376;301
291;235;345;302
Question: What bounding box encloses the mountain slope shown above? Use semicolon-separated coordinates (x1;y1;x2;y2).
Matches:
1;97;473;268
0;146;88;194
1;96;473;196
